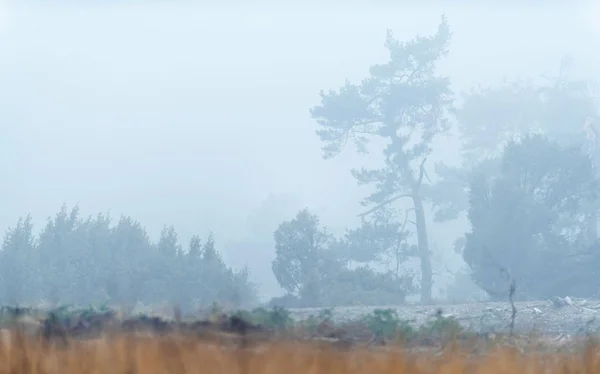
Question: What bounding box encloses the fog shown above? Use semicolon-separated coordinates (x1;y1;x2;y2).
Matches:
1;2;599;302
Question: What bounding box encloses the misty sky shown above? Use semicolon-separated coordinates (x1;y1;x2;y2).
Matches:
1;2;599;300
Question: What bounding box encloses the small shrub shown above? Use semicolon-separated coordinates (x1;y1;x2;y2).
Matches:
361;308;414;341
419;310;464;342
301;308;335;335
233;307;294;331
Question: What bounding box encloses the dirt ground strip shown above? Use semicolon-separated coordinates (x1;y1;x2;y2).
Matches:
288;297;600;336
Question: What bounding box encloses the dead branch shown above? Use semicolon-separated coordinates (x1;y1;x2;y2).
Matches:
416;157;428;187
479;246;518;336
400;208;412;231
356;157;428;218
392;207;416;278
509;279;517;337
357;194;413;218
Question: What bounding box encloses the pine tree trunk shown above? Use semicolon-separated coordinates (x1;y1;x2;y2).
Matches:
413;193;433;304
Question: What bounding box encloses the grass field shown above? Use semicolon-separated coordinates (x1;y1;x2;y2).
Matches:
1;332;600;374
1;304;600;373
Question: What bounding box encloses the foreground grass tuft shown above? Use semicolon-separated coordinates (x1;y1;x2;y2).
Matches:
0;332;598;373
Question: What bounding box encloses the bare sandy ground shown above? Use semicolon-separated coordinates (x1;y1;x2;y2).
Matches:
288;297;600;335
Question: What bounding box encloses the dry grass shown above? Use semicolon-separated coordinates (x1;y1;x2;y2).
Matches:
1;332;600;373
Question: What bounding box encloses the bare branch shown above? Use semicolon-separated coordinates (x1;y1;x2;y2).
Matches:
416;157;428;188
509;279;517;336
478;245;518;336
392;207;416;278
400;208;415;232
423;168;433;185
357;194;413;218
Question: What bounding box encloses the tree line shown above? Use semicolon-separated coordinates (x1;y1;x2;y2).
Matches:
0;205;257;311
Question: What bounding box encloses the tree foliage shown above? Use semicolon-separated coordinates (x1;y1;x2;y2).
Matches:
342;207;415;277
271;209;341;305
272;209;415;307
0;215;36;305
464;135;598;300
0;204;258;310
429;60;599;225
310;16;454;303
